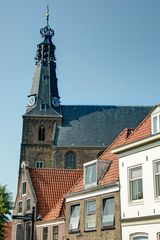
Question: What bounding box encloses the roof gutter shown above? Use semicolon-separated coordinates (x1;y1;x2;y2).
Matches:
112;133;160;154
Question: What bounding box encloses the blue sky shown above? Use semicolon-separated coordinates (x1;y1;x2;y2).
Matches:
0;0;160;198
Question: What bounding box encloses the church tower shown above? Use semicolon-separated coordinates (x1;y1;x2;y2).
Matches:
20;10;62;168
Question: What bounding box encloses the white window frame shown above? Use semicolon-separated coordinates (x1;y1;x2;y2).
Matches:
154;160;160;199
22;181;27;196
84;160;97;188
128;165;143;203
35;161;44;168
102;197;115;228
151;112;160;134
69;204;80;231
85;200;96;230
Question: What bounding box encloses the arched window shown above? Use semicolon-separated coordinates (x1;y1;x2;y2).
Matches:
65;151;76;169
130;233;148;240
38;125;45;141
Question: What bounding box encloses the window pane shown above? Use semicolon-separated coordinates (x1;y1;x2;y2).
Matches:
87;201;96;215
102;198;115;227
153;116;158;133
53;226;58;240
131;168;142;179
133;237;148;240
43;227;48;240
156;162;160;173
26;222;31;240
16;224;23;240
85;201;96;229
131;179;143;200
156;175;160;197
26;199;30;211
69;205;80;230
85;164;97;185
22;182;26;195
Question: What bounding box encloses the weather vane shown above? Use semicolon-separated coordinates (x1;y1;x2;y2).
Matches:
46;4;49;26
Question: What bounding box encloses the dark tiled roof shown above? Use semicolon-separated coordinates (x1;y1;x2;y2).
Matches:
55;105;153;147
29;168;82;218
69;128;130;194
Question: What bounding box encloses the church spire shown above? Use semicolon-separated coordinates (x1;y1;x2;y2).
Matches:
26;9;61;115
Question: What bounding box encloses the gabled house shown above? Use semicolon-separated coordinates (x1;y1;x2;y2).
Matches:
112;105;160;240
65;128;132;240
12;162;82;240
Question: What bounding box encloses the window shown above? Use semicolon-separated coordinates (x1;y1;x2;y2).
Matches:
129;166;143;201
16;224;23;240
84;162;97;188
154;161;160;198
25;222;31;240
38;125;45;141
40;103;49;110
53;226;58;240
26;198;31;212
22;182;27;195
69;205;80;231
152;113;160;134
85;200;96;230
18;201;22;213
43;227;48;240
35;161;44;168
102;198;115;228
157;233;160;240
130;233;148;240
65;151;76;169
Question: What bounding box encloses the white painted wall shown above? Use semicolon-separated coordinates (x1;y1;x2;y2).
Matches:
119;144;160;219
122;222;160;239
119;143;160;239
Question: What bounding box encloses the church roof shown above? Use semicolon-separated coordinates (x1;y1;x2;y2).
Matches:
54;105;153;147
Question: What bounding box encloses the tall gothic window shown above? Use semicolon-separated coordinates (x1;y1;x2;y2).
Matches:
65;151;76;169
38;125;45;141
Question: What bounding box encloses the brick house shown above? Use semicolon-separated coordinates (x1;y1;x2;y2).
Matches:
12;162;82;240
65;128;132;240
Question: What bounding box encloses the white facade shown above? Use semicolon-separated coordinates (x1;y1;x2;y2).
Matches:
118;135;160;239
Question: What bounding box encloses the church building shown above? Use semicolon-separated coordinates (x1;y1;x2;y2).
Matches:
13;11;153;240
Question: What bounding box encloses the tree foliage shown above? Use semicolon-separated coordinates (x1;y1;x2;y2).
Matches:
0;184;12;240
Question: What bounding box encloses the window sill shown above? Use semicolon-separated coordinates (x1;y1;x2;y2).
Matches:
69;229;80;234
101;225;115;230
84;228;96;232
129;199;144;206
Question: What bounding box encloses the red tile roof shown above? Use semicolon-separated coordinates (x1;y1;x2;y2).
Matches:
5;222;12;240
29;168;82;219
70;129;131;193
122;114;152;145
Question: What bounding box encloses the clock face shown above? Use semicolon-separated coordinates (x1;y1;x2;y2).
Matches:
28;95;36;107
52;97;60;107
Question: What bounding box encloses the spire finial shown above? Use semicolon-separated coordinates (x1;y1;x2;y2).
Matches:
46;4;49;26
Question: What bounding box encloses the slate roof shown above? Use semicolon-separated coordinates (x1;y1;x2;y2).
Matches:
29;168;82;219
69;128;131;194
55;105;152;147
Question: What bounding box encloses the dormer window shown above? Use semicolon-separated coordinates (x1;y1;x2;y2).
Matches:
151;107;160;134
84;159;110;189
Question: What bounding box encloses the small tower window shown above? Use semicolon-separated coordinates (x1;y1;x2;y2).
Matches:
38;125;45;141
65;151;76;169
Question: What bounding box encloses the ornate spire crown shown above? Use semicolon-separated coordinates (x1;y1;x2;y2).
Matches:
40;5;54;38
